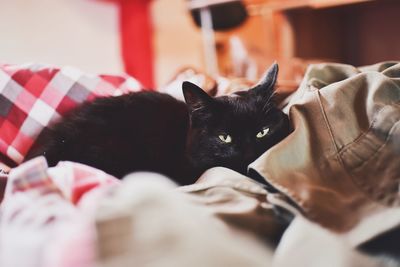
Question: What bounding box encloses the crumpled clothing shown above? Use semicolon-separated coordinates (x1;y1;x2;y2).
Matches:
0;63;143;166
0;157;119;267
95;172;274;267
1;156;397;267
179;167;290;243
250;61;400;244
0;158;278;267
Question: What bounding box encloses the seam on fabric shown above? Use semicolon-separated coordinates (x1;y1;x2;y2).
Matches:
248;167;309;215
337;104;400;205
315;90;340;154
179;183;267;196
260;173;309;215
350;120;400;172
313;89;382;226
338;103;400;154
344;121;400;206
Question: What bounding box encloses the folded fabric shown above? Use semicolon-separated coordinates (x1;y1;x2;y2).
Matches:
250;62;400;244
2;156;395;267
0;157;119;267
179;167;290;243
0;63;143;166
273;216;386;267
95;171;274;267
1;158;277;267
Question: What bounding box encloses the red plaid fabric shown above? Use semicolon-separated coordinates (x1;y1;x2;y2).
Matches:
7;156;62;199
0;63;143;166
4;156;119;205
1;156;120;267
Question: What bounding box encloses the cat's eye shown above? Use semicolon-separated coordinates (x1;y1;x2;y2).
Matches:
256;128;270;138
218;134;232;143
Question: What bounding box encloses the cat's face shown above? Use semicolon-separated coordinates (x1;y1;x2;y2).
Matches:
183;63;290;175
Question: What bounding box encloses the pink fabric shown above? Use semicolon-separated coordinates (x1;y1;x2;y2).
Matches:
0;63;143;166
0;157;120;267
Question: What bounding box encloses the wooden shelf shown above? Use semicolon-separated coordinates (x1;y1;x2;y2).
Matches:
243;0;400;66
247;0;372;11
212;0;400;94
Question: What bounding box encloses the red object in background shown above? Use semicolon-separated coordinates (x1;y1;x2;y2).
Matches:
119;0;154;89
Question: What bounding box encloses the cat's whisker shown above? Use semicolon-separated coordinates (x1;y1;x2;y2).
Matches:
191;106;205;113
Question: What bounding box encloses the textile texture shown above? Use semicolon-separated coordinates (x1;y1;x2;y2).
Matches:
250;62;400;242
0;156;119;267
0;158;275;267
0;63;143;166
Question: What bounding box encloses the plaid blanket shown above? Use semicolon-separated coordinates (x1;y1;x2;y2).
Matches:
0;63;143;166
1;156;120;267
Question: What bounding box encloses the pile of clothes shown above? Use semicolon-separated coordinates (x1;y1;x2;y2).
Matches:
0;62;400;266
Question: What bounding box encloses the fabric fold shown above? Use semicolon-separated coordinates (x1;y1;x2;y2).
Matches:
250;62;400;244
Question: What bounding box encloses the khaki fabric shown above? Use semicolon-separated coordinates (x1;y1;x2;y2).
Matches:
95;172;274;267
179;167;289;242
272;216;389;267
250;62;400;238
95;171;393;267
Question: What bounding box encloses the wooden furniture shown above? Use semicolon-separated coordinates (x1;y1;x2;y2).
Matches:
213;0;400;93
245;0;400;66
153;0;400;90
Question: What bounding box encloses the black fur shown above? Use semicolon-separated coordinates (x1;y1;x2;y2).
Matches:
26;63;289;185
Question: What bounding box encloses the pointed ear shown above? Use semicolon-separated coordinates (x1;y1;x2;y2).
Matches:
182;81;213;112
253;62;279;94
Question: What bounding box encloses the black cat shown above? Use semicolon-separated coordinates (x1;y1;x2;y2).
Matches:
26;63;290;185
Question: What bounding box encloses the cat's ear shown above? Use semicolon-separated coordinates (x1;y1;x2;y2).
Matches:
182;81;213;112
253;62;279;94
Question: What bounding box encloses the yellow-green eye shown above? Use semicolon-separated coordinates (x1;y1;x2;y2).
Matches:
218;134;232;143
256;128;270;138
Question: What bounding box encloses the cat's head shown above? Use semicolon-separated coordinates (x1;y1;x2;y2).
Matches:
182;63;290;175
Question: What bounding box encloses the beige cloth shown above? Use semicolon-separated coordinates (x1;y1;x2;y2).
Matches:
95;170;394;267
95;172;274;267
179;167;289;242
250;62;400;242
272;216;389;267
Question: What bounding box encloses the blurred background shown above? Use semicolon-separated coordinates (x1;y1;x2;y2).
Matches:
1;0;400;90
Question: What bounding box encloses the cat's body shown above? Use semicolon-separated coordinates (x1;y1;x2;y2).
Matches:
29;92;192;183
26;64;290;185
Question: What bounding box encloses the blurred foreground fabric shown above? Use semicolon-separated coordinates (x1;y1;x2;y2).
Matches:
0;157;276;267
0;157;393;267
